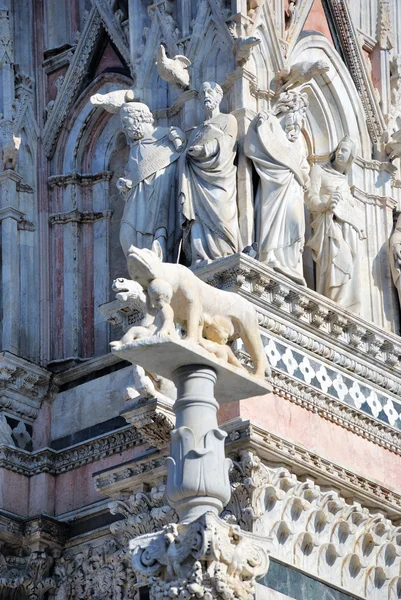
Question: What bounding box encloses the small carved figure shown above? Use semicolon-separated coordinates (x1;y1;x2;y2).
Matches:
199;314;244;370
156;43;191;90
390;213;401;307
305;135;366;314
180;82;240;265
124;242;270;379
110;278;178;350
233;35;261;66
90;91;186;260
244;91;310;285
276;60;330;93
385;129;401;161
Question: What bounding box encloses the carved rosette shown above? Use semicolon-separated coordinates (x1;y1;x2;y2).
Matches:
130;511;270;600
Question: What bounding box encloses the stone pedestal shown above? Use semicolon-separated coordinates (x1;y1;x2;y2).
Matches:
112;336;272;598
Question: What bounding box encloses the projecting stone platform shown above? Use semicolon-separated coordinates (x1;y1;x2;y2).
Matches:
111;335;272;404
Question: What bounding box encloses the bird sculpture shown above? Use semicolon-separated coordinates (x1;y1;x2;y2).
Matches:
276;60;330;93
156;44;191;90
242;242;259;259
233;35;261;66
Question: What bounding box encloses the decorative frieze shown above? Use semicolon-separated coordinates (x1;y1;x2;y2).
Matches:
226;451;401;600
0;425;142;476
49;209;113;225
48;171;113;188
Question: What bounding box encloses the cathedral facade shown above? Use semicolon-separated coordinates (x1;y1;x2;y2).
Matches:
1;0;401;598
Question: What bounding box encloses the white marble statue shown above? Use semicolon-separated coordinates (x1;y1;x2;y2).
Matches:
305;135;366;314
179;82;240;266
244;91;310;285
91;91;186;261
111;242;271;380
390;213;401;307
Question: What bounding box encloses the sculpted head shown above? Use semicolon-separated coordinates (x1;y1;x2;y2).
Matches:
330;135;356;174
273;91;309;141
200;81;223;112
120;101;154;140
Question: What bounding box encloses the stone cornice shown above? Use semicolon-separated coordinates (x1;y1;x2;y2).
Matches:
0;425;142;476
48;171;113;187
49;209;113;225
93;420;401;521
0;352;52;422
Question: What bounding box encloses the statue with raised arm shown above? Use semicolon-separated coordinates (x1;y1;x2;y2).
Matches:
90;91;186;261
244;91;310;286
179;82;240;266
390;213;401;307
305;135;366;314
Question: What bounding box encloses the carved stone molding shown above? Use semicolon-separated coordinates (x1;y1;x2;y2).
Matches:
0;351;52;422
43;7;103;157
0;425;142;476
47;170;113;187
49;209;113;225
226;451;401;600
121;396;175;448
327;0;385;143
54;538;138;600
109;484;178;547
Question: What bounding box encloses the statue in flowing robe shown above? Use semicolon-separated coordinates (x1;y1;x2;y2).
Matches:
179;82;240;265
390;213;401;307
244;91;310;286
90;91;185;262
117;100;185;261
305;136;366;314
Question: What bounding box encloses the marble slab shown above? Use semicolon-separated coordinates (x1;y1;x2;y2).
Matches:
112;335;272;404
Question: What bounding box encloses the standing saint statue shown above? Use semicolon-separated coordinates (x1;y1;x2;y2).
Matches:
90;91;185;261
179;82;240;265
390;213;401;307
244;91;310;286
117;100;185;261
305;135;366;314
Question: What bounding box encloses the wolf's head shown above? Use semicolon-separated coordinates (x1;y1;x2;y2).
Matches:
127;241;163;287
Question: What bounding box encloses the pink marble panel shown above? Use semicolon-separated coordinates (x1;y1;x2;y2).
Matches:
54;445;147;515
0;469;29;516
239;393;399;493
29;473;56;516
32;400;52;450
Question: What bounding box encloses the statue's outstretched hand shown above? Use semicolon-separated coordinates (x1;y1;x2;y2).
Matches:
169;127;186;151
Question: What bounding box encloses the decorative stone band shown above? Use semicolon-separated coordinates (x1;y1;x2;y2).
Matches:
47;171;113;187
49;209;113;225
0;425;143;476
94;422;401;521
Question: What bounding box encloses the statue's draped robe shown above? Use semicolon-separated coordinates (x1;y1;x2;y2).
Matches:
244;114;310;286
120;126;181;261
390;215;401;306
180;113;240;264
306;163;365;314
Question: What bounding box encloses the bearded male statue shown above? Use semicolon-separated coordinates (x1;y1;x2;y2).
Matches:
91;91;185;261
179;81;240;266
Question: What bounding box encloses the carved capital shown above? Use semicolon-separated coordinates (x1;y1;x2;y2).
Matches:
130;512;270;600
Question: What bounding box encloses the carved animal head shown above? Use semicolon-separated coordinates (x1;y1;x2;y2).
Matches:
127;241;163;286
314;60;330;74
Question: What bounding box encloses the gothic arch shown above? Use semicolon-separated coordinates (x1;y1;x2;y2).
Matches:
291;35;372;159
